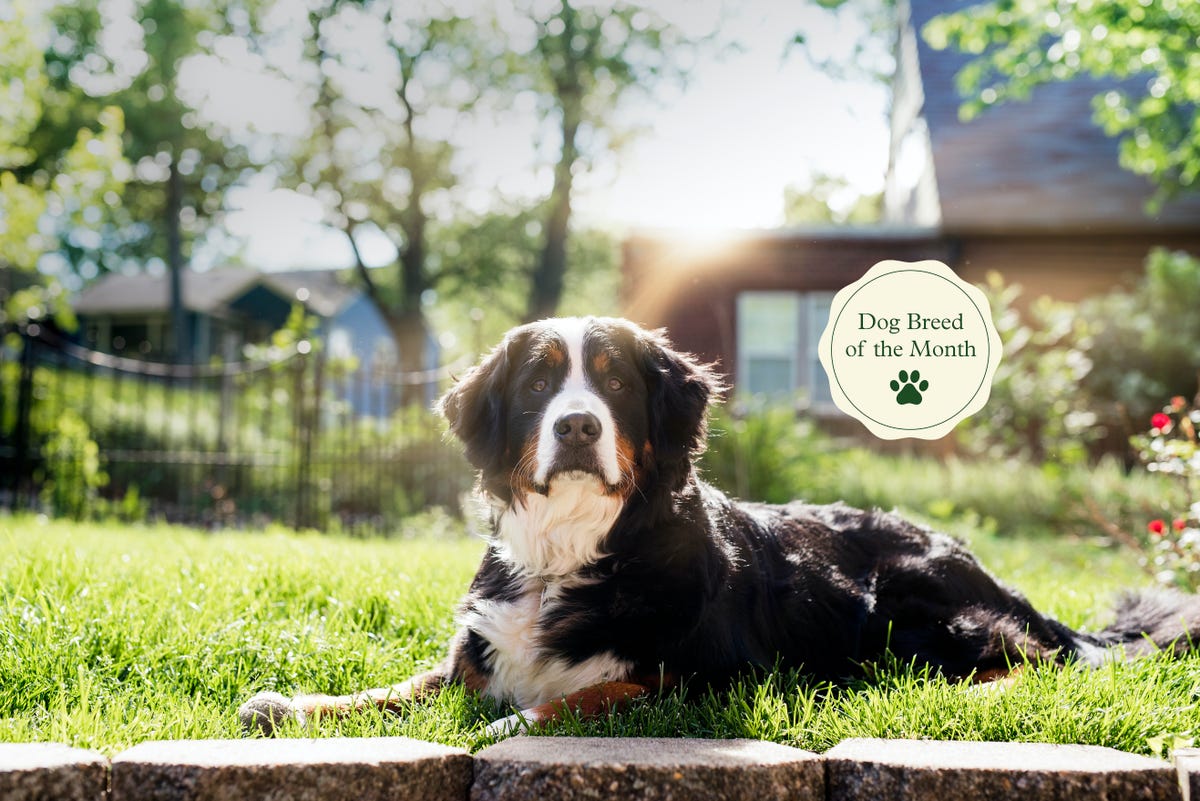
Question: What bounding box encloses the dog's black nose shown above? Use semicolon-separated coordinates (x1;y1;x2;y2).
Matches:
554;411;601;447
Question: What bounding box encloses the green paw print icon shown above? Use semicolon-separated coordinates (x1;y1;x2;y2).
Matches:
890;370;928;405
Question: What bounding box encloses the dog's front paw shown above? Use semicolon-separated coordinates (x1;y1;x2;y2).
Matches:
238;691;307;737
483;710;533;740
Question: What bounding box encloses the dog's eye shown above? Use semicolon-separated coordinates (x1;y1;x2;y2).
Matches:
607;377;624;392
531;378;548;393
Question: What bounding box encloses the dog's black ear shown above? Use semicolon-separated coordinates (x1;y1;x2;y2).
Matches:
635;326;723;490
438;333;517;478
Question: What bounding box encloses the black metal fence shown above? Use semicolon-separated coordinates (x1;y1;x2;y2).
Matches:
0;324;474;534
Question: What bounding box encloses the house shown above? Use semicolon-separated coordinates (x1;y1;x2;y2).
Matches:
622;0;1200;402
71;267;435;411
622;228;953;409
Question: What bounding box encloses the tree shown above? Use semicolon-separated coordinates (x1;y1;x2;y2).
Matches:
1;0;127;330
30;0;252;360
783;173;883;225
518;1;693;322
923;0;1200;203
427;206;622;352
232;0;693;377
248;0;484;396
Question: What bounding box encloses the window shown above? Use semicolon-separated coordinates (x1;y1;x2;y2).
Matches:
736;291;834;406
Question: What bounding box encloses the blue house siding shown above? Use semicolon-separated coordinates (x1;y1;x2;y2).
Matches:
324;295;440;416
71;268;444;417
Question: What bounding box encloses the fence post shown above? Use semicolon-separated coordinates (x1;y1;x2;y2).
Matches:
292;353;307;530
216;332;236;494
307;344;325;529
292;343;322;531
13;326;37;509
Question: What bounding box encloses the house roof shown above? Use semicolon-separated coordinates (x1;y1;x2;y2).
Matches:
73;268;360;319
903;0;1200;233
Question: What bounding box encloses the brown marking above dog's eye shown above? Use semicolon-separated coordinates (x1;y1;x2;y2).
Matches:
542;344;565;368
591;352;612;373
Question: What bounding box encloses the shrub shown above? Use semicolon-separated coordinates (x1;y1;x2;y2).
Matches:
702;402;1185;543
957;275;1098;463
1081;250;1200;434
38;410;107;520
701;402;834;503
961;249;1200;463
1129;396;1200;589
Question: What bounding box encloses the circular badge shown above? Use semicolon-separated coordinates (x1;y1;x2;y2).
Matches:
817;259;1002;440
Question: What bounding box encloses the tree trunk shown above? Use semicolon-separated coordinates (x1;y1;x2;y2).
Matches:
526;109;580;322
343;231;431;410
166;158;188;363
394;217;431;407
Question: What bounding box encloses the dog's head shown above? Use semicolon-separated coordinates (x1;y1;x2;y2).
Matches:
439;317;721;504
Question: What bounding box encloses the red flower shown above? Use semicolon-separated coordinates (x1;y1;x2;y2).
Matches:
1148;519;1166;536
1151;412;1171;431
1174;518;1188;531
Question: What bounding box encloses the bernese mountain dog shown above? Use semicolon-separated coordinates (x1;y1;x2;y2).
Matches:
241;316;1200;737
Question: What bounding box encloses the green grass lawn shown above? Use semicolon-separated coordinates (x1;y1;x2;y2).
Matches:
2;512;1198;757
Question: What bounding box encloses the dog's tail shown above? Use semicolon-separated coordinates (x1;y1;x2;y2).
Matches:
1075;589;1200;661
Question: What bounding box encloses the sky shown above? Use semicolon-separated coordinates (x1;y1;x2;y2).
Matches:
181;1;892;272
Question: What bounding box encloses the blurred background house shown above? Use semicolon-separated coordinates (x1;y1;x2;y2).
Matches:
623;0;1200;402
72;268;395;364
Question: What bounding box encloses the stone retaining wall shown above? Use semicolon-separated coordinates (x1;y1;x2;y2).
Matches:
3;736;1194;801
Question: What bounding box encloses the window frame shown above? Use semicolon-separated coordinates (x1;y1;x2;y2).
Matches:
735;289;838;411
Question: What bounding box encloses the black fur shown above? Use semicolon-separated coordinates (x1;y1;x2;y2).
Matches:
439;317;1200;701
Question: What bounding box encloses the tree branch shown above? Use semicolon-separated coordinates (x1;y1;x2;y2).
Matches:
339;222;380;302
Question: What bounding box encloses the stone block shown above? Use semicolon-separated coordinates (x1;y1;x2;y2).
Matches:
471;736;822;801
0;742;109;801
825;738;1180;801
110;737;472;801
1175;748;1200;801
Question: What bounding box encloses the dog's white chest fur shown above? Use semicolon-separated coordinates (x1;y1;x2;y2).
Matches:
494;475;623;577
461;579;631;708
466;474;629;708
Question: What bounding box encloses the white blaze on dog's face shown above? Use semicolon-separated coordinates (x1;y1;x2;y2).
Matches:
531;317;623;491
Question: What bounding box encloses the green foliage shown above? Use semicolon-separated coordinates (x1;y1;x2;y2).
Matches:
239;0;487;363
0;1;47;166
701;404;833;504
38;411;107;520
0;1;127;328
782;173;884;226
1078;249;1200;421
427;210;622;357
2;514;1197;756
700;401;1184;541
824;450;1185;542
961;251;1200;462
114;485;148;524
924;0;1200;201
4;343;472;529
305;402;474;528
957;274;1098;463
788;0;896;87
33;0;248;278
241;303;322;363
